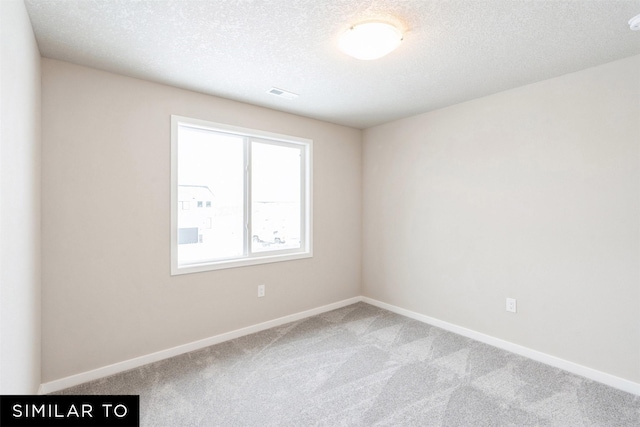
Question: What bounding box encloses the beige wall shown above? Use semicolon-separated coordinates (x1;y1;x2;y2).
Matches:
363;55;640;382
41;59;362;382
0;0;42;394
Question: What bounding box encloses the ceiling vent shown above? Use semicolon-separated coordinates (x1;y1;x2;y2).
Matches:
267;87;299;100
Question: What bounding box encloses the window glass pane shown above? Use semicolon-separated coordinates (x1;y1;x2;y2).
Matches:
177;126;244;265
251;141;301;253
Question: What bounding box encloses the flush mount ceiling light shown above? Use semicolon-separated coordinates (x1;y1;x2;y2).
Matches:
339;22;403;60
630;14;640;30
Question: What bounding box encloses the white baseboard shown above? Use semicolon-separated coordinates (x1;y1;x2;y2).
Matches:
362;296;640;396
40;295;640;396
39;296;362;394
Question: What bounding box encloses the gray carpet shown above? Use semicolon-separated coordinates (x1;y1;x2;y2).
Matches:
55;302;640;426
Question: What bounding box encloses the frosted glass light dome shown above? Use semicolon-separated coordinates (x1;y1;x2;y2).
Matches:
339;22;403;60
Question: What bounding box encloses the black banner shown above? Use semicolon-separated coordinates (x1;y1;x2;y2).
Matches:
0;395;139;427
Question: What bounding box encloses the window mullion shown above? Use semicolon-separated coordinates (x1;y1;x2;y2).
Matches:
244;137;252;257
299;146;306;250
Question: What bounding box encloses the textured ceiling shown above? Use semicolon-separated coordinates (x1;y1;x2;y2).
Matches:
25;0;640;129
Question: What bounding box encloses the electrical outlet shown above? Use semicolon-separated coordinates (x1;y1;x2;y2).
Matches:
506;297;517;313
258;284;265;298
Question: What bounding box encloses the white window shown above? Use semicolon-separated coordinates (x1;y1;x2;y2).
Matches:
171;115;312;274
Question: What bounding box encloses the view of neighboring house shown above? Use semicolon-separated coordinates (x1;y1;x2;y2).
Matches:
177;185;214;245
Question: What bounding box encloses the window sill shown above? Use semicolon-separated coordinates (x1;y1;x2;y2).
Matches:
171;251;312;275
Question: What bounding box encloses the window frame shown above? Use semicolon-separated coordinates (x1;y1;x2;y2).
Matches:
171;115;313;275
